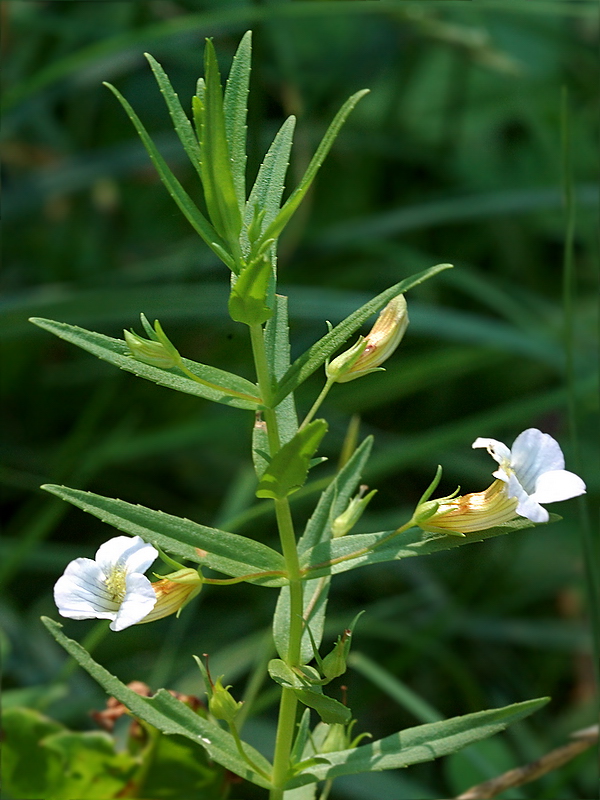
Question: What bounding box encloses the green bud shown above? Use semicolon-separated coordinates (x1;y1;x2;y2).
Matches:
320;723;348;754
331;485;377;538
320;719;371;754
124;314;181;369
208;678;243;724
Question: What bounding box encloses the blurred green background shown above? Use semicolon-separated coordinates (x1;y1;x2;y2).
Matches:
2;1;598;798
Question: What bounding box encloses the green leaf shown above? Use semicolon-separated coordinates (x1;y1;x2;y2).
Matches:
258;90;370;248
228;257;274;326
287;697;549;787
300;515;561;581
102;81;235;270
293;689;352;726
256;420;328;500
274;264;453;404
243;115;296;255
1;706;138;800
199;39;243;261
223;30;252;213
265;294;299;444
43;484;287;587
2;706;64;799
29;317;260;410
41;618;273;790
145;53;203;180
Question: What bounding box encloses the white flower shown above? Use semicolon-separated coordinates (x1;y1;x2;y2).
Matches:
54;535;159;631
472;428;586;523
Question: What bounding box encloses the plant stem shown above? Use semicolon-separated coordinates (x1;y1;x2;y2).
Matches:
248;322;306;799
300;376;335;429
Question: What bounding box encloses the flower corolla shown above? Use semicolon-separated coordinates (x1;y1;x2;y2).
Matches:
473;428;586;523
54;535;158;631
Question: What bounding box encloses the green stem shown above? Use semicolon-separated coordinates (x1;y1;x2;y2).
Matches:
300;376;335;429
248;322;305;799
302;518;416;576
229;722;272;783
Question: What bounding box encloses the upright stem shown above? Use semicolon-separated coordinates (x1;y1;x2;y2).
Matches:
248;323;306;799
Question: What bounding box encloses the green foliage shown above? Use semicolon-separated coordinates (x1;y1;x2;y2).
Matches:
285;697;550;788
42;617;274;790
2;706;137;800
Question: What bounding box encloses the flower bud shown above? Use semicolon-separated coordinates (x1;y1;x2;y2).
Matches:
416;479;519;536
331;486;377;538
138;568;203;624
320;719;371;753
326;294;408;383
124;315;181;369
320;723;348;753
208;678;243;724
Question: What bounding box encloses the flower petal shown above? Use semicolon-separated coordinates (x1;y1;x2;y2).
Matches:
110;573;157;631
472;437;511;466
531;469;586;504
54;558;118;619
95;535;157;575
509;429;565;494
507;474;549;523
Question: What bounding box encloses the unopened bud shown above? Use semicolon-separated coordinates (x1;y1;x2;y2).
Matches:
321;723;347;753
332;486;377;538
124;314;181;369
208;678;243;723
320;719;371;754
326;294;408;383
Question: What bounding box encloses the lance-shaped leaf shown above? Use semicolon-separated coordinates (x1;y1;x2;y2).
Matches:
273;263;453;404
30;318;260;410
43;484;287;587
286;696;549;787
257;90;370;249
197;39;243;262
300;514;561;581
42;618;273;790
145;53;202;180
223;30;252;213
242;115;296;256
256;420;328;500
103;81;235;271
